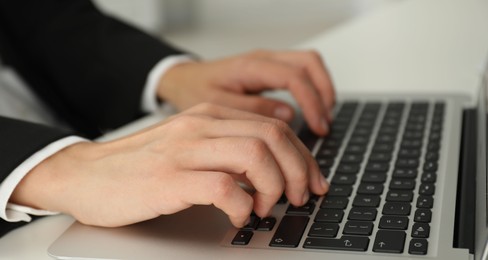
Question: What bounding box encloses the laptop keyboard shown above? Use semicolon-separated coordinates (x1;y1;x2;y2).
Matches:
229;100;444;256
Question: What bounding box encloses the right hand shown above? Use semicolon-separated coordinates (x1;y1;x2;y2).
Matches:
11;103;329;228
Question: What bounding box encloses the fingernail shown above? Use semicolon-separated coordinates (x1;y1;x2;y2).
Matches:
274;106;292;121
320;174;329;191
302;192;310;205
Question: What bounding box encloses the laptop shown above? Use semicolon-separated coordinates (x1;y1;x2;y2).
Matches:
47;81;488;259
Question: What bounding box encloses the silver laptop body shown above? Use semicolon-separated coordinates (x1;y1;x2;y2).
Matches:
48;89;488;260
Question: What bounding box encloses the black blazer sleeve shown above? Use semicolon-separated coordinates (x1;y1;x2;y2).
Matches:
0;0;188;237
0;0;186;137
0;116;72;237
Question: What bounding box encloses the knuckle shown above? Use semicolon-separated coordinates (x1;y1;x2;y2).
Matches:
244;138;269;162
192;102;218;113
262;123;287;144
213;174;236;198
270;118;290;132
169;114;207;131
290;66;308;80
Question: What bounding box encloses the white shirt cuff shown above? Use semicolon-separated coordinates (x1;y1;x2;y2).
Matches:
141;54;196;113
0;136;88;222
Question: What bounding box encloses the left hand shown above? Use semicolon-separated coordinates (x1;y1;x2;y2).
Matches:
157;50;335;136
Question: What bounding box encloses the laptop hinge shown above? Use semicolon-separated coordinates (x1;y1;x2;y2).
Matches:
453;108;477;253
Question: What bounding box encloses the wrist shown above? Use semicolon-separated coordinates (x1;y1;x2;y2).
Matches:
156;60;200;108
9;141;105;216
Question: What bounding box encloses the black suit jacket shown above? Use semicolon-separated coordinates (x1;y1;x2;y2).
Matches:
0;0;185;237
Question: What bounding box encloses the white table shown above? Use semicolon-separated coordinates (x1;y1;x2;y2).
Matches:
1;0;488;259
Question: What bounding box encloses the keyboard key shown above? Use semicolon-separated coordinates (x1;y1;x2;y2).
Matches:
403;131;423;140
382;202;411;215
409;239;428;255
357;183;384;195
336;163;360;174
348;207;377;221
340;154;364;164
345;145;366;154
424;151;439;161
303;236;369;251
372;143;394;153
395;159;419;168
427;142;440;152
349;136;369;145
386;190;413;202
389;179;416;190
362;172;387;183
368;152;392;162
423;161;438;172
317;158;335;169
419;183;435;196
414;209;432;223
353;195;380;207
373;230;406;253
320;197;349;209
316;148;338;158
352;127;372;136
242;215;260;230
328;185;352;197
315;209;344;223
397;149;421;159
376;134;396;144
308;223;339;238
298;125;319;151
343;221;374;236
378;126;397;135
332;174;357;185
421;172;437;183
401;140;423;149
269;216;309;248
365;162;389;173
411;223;430;238
379;216;409;230
232;231;253;245
286;203;315;215
416;196;434;208
392;168;418;179
257;217;276;231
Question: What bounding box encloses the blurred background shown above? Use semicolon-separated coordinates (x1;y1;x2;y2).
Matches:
93;0;400;59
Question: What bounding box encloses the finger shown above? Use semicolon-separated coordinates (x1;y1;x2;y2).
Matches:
179;136;285;217
227;58;329;135
184;104;329;196
268;50;336;118
179;115;319;206
179;171;254;227
212;91;296;122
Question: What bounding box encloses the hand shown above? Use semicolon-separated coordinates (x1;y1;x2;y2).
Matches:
11;104;329;228
158;50;335;136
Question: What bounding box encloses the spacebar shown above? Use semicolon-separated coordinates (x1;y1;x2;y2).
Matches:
303;236;370;251
269;215;309;248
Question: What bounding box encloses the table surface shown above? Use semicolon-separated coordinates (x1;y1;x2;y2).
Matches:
1;0;488;259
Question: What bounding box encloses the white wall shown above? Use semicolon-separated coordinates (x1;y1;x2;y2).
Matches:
90;0;398;58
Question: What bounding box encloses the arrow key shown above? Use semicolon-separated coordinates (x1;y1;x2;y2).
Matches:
373;230;406;253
